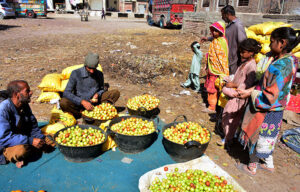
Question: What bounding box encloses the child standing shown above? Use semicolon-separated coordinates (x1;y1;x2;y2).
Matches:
203;21;229;113
218;38;261;146
180;41;203;92
236;27;299;175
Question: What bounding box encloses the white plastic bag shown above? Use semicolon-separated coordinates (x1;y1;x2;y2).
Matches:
138;155;246;192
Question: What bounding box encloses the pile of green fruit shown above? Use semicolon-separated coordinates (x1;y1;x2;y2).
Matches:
150;168;236;192
110;117;155;136
163;122;210;144
55;126;105;147
127;94;160;111
82;103;118;120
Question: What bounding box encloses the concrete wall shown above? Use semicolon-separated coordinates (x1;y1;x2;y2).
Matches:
196;0;300;14
182;11;300;36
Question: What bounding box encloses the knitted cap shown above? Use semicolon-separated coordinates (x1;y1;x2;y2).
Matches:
84;52;99;69
210;21;226;36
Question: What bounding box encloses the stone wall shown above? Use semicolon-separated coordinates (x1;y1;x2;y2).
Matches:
182;12;300;36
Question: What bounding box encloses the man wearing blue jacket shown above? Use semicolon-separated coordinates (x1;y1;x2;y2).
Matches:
0;80;52;168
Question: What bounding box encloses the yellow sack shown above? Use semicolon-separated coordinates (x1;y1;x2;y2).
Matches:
41;123;65;135
245;28;257;39
261;43;271;54
292;43;300;53
37;91;61;103
294;52;300;58
214;77;226;92
38;73;62;92
59;79;69;92
255;53;265;64
218;92;228;108
99;121;117;151
61;64;103;80
49;107;77;127
248;22;292;35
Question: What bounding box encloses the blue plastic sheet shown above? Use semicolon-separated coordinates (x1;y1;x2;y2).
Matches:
281;127;300;154
0;118;176;192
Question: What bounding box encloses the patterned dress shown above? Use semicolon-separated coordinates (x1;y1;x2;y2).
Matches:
239;54;298;158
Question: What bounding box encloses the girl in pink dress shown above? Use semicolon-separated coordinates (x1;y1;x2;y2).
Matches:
218;38;261;147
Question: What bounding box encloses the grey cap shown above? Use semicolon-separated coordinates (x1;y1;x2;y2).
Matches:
84;52;99;69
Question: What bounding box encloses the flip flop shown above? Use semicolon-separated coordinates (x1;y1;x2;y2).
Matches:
236;163;256;176
257;163;275;173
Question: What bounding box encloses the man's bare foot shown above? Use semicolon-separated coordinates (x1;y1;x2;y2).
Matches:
15;161;24;168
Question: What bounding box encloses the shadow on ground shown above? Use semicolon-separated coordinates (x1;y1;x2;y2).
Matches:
0;24;20;31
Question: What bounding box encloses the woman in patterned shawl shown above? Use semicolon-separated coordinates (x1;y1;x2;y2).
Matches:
203;21;229;113
236;27;299;176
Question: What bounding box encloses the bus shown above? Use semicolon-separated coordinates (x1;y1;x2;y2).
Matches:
148;0;195;28
13;0;47;18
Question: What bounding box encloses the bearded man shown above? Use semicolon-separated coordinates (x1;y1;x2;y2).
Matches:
0;80;53;168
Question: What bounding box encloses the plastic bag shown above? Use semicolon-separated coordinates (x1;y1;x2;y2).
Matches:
49;107;77;127
38;73;62;92
59;79;69;92
37;91;61;103
61;64;103;80
255;53;265;64
245;28;257;39
294;52;300;58
138;155;246;192
41;122;65;135
281;127;300;154
248;22;292;35
292;44;300;53
99;121;117;151
261;43;271;54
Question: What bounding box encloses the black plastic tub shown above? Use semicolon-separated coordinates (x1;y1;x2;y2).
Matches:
127;107;160;119
162;115;211;162
108;115;159;153
54;124;107;163
81;114;116;126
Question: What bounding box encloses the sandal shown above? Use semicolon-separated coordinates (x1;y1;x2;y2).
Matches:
257;163;275;173
236;163;256;176
216;138;225;146
202;108;215;114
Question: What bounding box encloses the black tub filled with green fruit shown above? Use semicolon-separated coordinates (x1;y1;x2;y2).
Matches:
54;124;107;162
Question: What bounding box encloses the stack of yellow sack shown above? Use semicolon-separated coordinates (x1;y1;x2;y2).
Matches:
37;64;102;103
41;107;77;135
244;22;300;63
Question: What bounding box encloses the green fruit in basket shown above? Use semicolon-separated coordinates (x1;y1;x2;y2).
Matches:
110;117;155;136
55;126;105;147
127;94;160;111
82;103;117;120
150;169;236;192
163;122;210;145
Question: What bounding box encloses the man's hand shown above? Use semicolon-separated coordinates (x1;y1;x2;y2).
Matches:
200;37;208;43
32;138;45;149
81;100;94;111
90;93;99;103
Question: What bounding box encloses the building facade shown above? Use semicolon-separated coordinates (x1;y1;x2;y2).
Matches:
196;0;300;14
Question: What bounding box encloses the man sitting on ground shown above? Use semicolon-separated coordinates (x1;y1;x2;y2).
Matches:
0;80;54;168
60;52;120;119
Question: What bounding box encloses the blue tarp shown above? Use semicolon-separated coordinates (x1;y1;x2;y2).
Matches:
0;119;176;192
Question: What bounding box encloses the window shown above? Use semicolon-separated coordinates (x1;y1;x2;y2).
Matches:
218;0;227;7
238;0;249;6
202;0;210;7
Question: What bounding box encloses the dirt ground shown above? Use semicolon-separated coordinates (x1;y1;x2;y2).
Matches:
0;15;299;192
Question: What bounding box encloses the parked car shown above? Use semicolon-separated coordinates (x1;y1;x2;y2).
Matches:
0;2;15;19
